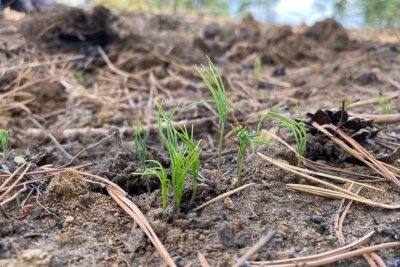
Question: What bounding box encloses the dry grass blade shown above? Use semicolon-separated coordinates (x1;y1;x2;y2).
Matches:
250;231;375;265
286;184;400;209
77;171;176;267
193;183;255;211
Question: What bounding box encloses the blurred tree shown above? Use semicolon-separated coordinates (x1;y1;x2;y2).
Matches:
315;0;400;28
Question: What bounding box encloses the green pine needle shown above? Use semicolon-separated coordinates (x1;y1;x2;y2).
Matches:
195;57;229;181
134;124;148;168
0;129;9;161
156;103;201;210
133;160;169;210
258;111;307;165
235;124;273;187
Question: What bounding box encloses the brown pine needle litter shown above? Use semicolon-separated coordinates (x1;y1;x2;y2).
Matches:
0;166;176;267
2;10;400;265
249;231;400;267
334;185;385;267
312;123;400;187
286;184;400;209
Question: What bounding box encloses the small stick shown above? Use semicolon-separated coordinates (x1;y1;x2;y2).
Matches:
350;113;400;124
25;116;215;141
61;127;125;167
0;164;31;201
233;231;276;267
1;186;27;206
48;133;74;161
193;183;255;211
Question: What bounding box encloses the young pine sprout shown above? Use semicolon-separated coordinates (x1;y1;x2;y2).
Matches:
235;124;273;187
133;160;169;210
376;92;391;114
258;111;307;165
195;58;229;182
134;124;148;168
156;102;178;150
0;129;9;161
157;103;201;210
178;126;201;206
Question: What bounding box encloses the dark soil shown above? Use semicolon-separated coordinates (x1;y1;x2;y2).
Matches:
1;6;400;267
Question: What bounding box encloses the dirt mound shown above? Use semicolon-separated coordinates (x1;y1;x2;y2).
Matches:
266;25;293;43
45;169;87;202
20;6;118;53
305;18;349;50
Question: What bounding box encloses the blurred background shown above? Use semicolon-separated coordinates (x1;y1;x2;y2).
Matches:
58;0;400;28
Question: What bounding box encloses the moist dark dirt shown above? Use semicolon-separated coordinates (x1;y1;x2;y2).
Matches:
1;6;400;267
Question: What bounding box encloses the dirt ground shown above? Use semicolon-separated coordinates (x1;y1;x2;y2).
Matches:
1;6;400;267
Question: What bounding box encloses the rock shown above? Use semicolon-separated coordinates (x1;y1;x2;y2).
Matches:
224;197;235;210
64;215;74;224
310;215;324;224
234;231;251;248
218;222;234;248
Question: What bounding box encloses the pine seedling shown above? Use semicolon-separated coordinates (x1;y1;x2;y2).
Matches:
178;126;201;206
133;160;170;210
376;92;391;114
195;58;229;182
235;124;273;187
259;111;307;165
253;58;261;88
134;124;148;168
157;102;178;150
157;103;201;210
0;129;9;161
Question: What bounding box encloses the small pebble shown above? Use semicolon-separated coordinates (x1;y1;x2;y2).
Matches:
224;197;235;210
64;215;74;224
310;215;324;224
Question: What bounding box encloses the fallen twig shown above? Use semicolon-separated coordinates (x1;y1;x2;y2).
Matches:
351;113;400;124
234;231;276;267
25;116;215;141
193;183;256;211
